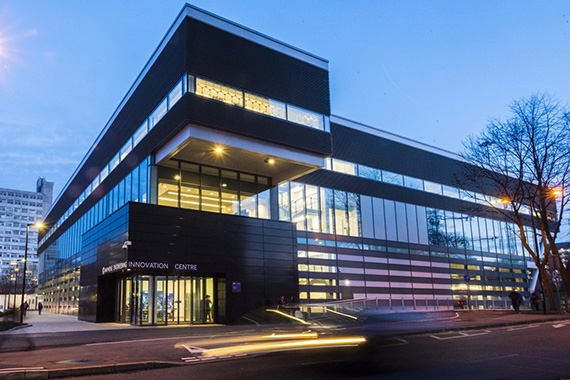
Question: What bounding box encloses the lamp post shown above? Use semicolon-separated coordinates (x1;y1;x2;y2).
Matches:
13;267;19;309
19;222;43;324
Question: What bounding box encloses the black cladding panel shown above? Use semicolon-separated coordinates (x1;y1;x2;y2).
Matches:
186;19;330;115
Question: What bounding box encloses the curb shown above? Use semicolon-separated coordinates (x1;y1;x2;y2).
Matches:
0;361;183;379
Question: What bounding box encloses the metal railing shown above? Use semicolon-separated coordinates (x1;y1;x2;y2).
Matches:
295;296;570;322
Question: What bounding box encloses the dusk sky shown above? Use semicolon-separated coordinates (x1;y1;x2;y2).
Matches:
1;1;570;200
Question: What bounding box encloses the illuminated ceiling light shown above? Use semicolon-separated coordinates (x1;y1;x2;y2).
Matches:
174;175;180;180
214;146;223;154
265;158;275;165
221;183;227;187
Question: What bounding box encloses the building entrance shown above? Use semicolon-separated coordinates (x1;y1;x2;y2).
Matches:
116;275;215;325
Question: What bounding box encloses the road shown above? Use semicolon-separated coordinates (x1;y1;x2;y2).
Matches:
6;318;569;380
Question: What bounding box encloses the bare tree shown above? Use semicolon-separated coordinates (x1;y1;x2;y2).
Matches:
461;93;570;310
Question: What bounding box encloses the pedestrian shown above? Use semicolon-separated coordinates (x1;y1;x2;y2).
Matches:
530;292;540;311
205;295;212;322
21;301;29;317
277;296;287;310
38;302;43;315
508;288;520;312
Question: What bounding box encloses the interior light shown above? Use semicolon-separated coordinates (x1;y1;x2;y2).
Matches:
265;158;275;165
215;146;223;154
174;175;180;180
221;183;227;187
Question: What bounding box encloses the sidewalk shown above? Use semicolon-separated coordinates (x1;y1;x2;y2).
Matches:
6;311;136;334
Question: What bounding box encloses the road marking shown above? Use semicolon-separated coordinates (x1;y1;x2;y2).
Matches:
467;354;519;363
507;325;539;331
242;316;260;325
181;344;250;363
429;330;491;340
552;322;570;329
0;367;44;373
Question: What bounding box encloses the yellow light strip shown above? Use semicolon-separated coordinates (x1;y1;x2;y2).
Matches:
202;337;366;357
174;332;318;349
324;307;358;320
263;332;318;339
266;309;311;325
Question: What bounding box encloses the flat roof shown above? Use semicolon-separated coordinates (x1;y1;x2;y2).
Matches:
330;115;464;162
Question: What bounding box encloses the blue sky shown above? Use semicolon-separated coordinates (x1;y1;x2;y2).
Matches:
1;1;569;199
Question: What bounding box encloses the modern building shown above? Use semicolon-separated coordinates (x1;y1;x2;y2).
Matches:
0;177;53;307
37;4;538;324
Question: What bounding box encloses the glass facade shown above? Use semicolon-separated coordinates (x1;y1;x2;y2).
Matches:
38;157;151;315
157;160;271;218
279;181;532;304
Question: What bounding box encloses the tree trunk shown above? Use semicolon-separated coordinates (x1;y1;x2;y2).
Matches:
539;267;558;311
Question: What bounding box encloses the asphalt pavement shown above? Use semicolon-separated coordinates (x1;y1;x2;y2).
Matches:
0;309;569;379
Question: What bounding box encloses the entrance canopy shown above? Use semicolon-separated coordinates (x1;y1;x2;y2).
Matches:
155;124;326;184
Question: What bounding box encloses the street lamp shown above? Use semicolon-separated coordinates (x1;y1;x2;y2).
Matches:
19;222;43;324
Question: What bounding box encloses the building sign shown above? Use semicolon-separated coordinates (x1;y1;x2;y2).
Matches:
174;263;198;271
128;261;169;270
102;261;198;274
102;262;128;275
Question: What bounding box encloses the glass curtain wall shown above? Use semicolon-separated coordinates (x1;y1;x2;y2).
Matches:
157;159;271;219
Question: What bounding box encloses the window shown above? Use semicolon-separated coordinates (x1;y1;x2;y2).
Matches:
149;99;167;129
286;104;324;130
120;139;133;161
133;121;148;147
195;77;243;107
360;195;374;238
424;181;442;195
168;80;183;108
332;159;356;175
404;176;423;190
290;182;305;230
383;171;403;186
334;190;348;236
244;92;286;120
305;185;320;232
358;164;382;181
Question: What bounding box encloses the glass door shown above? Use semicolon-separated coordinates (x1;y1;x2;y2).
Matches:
178;278;193;323
116;277;133;324
154;276;167;325
140;276;151;325
167;278;177;323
